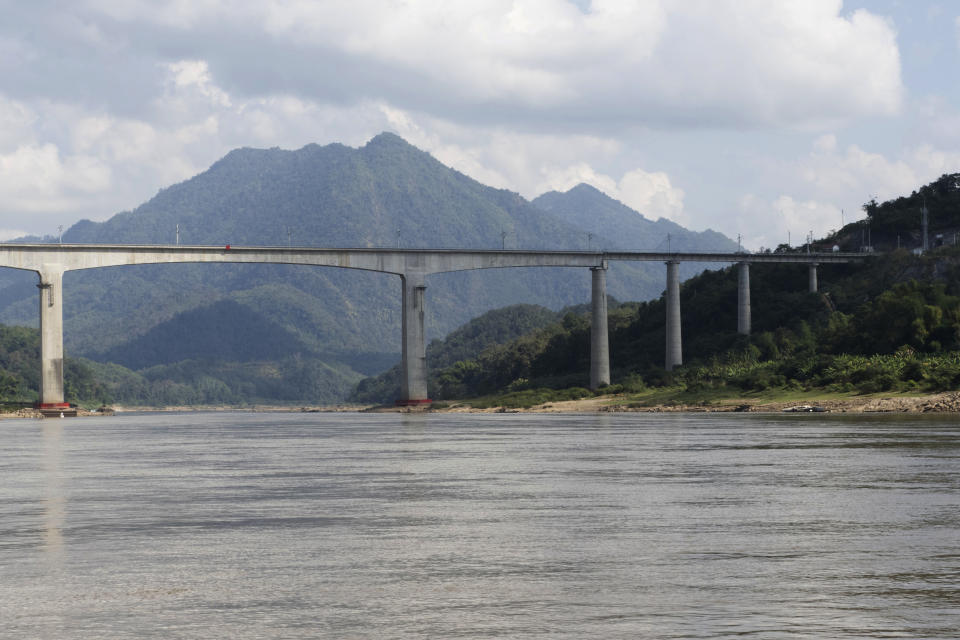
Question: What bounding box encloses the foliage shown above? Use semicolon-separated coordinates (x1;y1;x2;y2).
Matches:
83;355;362;406
350;304;563;403
0;325;111;406
354;243;960;404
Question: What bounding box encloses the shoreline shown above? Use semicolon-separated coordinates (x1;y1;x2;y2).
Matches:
5;391;959;418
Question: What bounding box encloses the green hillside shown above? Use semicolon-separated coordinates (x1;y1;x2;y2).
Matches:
351;304;562;403
0;133;735;406
0;326;111;407
351;176;960;406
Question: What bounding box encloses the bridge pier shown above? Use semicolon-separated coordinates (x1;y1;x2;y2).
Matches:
38;268;67;408
808;263;818;293
590;264;610;389
399;272;430;405
737;262;751;335
665;261;682;371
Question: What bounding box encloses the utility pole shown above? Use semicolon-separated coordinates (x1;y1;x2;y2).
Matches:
176;224;180;246
396;227;401;249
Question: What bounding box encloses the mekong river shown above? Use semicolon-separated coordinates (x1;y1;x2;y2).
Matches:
2;412;958;638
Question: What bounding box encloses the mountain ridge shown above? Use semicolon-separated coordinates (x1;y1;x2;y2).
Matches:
0;133;737;404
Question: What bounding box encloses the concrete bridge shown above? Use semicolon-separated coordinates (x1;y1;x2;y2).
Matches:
0;244;862;408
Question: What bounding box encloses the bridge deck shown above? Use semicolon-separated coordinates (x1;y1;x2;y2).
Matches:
0;244;865;276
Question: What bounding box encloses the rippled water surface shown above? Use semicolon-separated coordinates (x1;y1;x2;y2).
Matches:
2;412;959;638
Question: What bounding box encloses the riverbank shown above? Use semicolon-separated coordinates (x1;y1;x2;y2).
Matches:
4;391;959;418
372;389;960;414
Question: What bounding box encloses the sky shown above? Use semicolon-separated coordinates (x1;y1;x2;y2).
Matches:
0;0;957;249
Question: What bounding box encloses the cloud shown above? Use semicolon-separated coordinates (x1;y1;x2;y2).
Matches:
0;1;917;240
2;1;902;130
0;67;398;229
0;143;111;213
732;134;960;250
736;194;842;251
795;135;960;216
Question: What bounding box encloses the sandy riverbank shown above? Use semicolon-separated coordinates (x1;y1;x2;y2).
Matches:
371;391;960;414
5;392;960;418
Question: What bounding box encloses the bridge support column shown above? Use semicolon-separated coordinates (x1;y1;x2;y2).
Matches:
737;262;751;335
590;264;610;389
38;268;67;408
808;263;818;293
399;271;429;405
665;261;682;371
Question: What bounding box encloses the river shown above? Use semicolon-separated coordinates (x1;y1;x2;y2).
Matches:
2;412;958;638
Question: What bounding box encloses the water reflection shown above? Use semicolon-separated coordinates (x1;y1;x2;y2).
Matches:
41;421;65;560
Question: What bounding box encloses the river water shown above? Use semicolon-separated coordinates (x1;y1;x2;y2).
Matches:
2;412;958;638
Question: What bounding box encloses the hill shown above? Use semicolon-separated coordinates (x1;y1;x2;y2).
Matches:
826;173;960;252
353;175;960;406
0;134;735;405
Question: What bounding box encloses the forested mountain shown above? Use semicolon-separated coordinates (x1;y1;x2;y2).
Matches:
0;133;735;405
369;236;960;405
532;184;737;279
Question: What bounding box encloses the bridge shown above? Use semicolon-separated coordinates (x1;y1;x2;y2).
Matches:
0;244;863;409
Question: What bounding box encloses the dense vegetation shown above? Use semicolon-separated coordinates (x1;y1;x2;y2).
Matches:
352;244;960;405
351;304;562;402
828;172;960;252
0;326;111;407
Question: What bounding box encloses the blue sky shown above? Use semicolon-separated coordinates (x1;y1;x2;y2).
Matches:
0;1;957;249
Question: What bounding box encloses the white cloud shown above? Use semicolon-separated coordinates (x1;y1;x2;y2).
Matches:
617;168;687;225
0;144;111;214
736;194;842;251
66;1;902;128
732;135;960;250
0;2;922;241
0;97;37;150
794;135;960;217
801;140;918;203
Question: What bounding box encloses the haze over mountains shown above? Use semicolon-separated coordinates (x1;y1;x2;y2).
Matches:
0;133;736;403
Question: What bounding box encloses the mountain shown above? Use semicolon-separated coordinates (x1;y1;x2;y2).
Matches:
0;133;736;404
532;183;739;278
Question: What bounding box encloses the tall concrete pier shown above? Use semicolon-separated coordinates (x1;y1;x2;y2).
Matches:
590;265;610;389
808;263;818;293
38;267;68;409
737;262;751;335
665;261;682;371
399;272;429;404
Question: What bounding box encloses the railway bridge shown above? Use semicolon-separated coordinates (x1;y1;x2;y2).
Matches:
0;244;862;408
